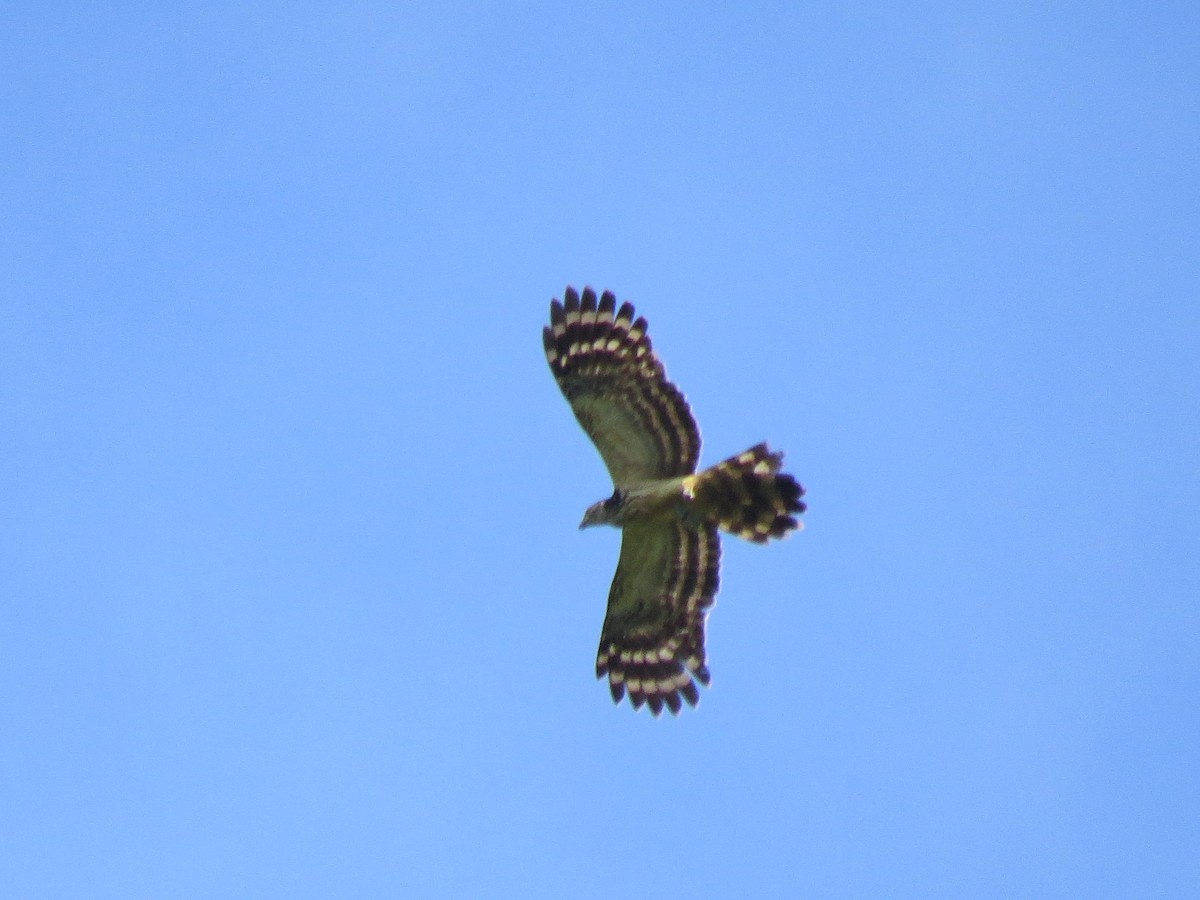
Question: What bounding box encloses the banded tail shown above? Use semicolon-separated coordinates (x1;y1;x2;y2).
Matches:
687;443;806;543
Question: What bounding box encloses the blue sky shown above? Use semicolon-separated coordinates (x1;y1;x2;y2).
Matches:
2;3;1197;897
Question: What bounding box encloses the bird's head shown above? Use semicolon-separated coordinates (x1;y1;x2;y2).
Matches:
579;491;624;530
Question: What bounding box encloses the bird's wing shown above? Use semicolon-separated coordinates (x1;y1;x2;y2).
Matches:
595;517;720;715
544;286;699;484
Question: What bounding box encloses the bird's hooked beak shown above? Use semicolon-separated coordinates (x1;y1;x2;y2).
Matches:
578;500;606;530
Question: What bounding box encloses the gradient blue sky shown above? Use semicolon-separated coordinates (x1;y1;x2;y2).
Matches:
3;4;1198;897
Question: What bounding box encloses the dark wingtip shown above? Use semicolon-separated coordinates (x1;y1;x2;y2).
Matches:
630;316;652;353
608;678;625;703
681;680;700;708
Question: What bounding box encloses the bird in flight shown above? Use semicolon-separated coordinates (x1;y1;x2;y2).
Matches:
543;286;806;715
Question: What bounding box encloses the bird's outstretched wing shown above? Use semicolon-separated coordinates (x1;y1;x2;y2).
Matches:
543;286;699;484
595;518;720;715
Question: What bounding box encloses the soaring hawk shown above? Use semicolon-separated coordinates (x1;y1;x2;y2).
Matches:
543;286;806;715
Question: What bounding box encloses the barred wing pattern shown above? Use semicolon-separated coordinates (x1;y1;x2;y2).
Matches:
543;287;699;482
597;520;720;715
544;286;805;716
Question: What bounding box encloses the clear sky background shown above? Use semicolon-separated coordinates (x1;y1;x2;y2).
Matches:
2;3;1197;897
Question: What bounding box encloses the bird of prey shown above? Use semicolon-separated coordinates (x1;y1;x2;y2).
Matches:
543;286;806;715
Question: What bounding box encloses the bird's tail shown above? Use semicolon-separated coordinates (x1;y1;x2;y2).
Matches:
685;443;806;543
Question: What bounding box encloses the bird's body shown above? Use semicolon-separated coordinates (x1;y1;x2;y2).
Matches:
543;286;805;715
580;479;693;529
